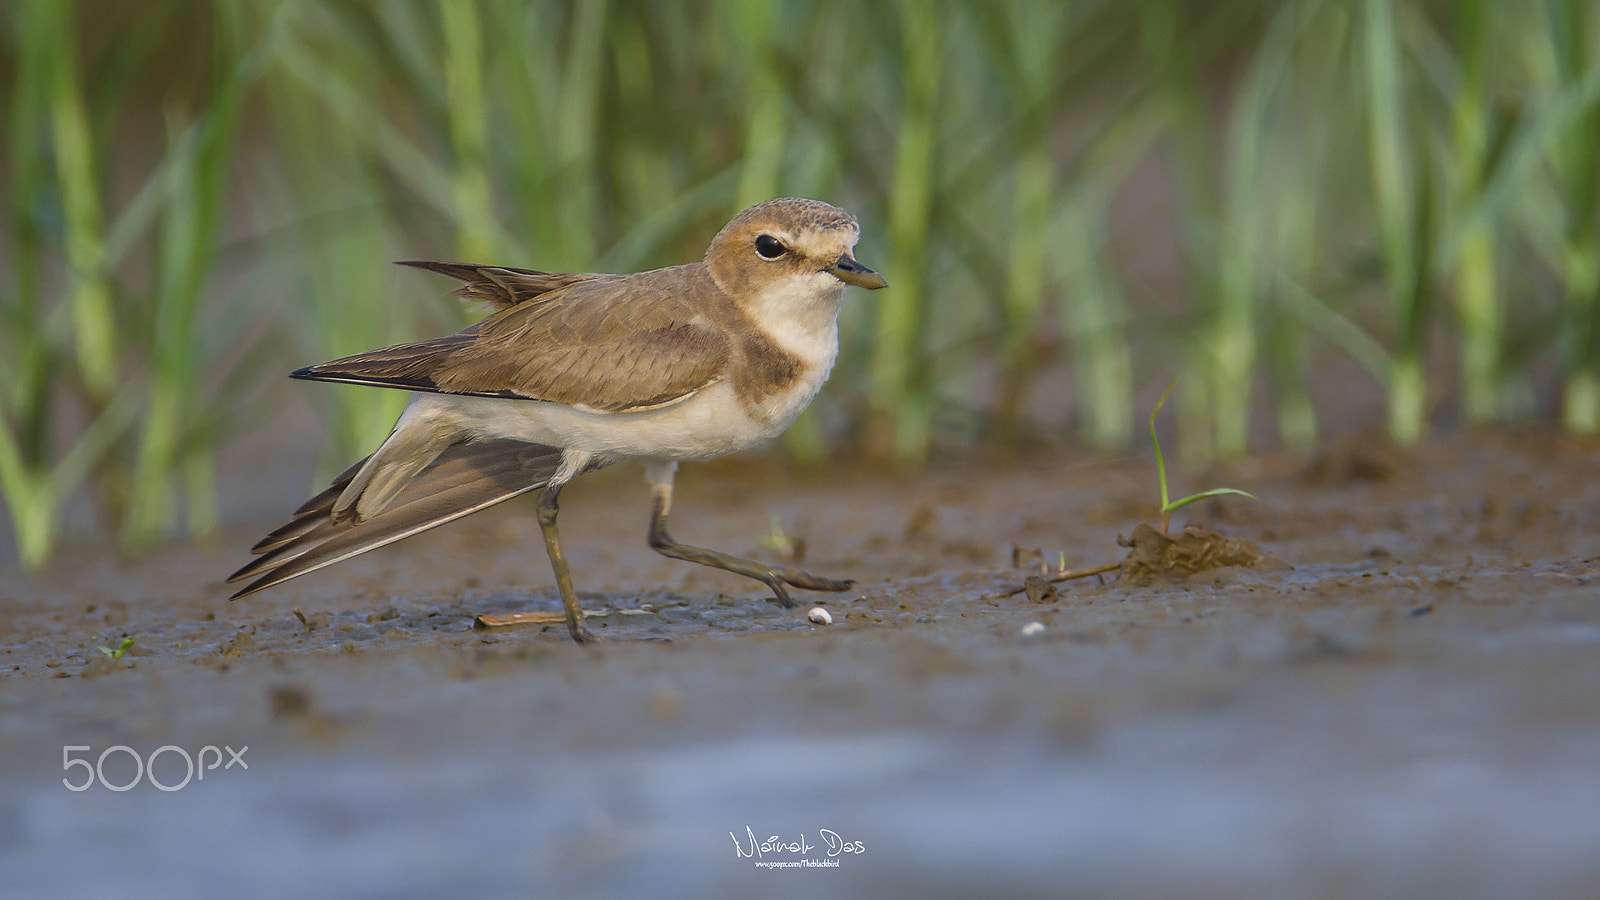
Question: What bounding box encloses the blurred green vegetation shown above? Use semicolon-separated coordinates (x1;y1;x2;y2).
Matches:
2;0;1599;565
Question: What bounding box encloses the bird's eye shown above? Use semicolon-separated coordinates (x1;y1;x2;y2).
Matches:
755;234;788;259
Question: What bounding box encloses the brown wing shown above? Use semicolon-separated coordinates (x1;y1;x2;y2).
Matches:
396;260;601;311
294;263;732;413
227;438;571;598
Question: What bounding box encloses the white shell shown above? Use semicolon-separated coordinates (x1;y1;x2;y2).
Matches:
807;607;833;625
1020;621;1046;637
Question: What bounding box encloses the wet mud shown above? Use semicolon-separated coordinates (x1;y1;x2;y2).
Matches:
2;430;1598;898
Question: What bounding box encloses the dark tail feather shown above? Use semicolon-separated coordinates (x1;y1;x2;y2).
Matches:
227;439;564;599
248;455;371;555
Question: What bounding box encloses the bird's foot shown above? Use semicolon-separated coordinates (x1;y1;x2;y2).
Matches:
760;567;853;607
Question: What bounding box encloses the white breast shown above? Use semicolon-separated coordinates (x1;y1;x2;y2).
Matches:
422;373;816;464
743;271;847;369
735;272;846;432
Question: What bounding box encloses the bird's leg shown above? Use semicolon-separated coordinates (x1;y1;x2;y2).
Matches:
644;462;852;608
536;481;594;643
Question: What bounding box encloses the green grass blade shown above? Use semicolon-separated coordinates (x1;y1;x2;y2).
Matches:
1150;378;1178;512
438;0;500;261
1165;488;1258;512
44;0;118;403
1054;184;1133;452
1363;0;1431;445
870;0;942;464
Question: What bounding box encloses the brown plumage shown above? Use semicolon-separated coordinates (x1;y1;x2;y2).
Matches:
395;260;599;311
227;198;886;642
229;439;575;598
293;265;735;412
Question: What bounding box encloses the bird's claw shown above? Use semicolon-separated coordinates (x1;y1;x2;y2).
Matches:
764;567;853;605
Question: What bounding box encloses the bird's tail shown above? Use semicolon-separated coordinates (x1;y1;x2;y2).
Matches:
227;438;564;599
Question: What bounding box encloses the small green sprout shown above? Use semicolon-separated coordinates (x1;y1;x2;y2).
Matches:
1150;379;1256;532
757;514;808;562
758;514;796;555
758;515;790;551
97;637;136;659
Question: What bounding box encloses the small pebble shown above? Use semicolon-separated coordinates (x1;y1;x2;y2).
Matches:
1020;621;1046;637
807;607;833;625
1024;575;1057;604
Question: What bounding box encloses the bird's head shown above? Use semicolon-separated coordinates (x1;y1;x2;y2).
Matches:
705;198;887;307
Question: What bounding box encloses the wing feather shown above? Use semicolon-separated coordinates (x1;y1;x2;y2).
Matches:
396;260;601;310
294;263;731;412
228;439;569;598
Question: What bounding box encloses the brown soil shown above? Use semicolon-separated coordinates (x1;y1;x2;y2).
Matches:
2;430;1598;898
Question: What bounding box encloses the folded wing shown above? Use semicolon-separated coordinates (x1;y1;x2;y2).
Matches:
227;438;568;599
293;263;732;413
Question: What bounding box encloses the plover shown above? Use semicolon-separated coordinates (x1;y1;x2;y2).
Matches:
228;198;886;642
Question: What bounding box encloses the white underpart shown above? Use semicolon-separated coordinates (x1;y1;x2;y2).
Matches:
396;268;848;473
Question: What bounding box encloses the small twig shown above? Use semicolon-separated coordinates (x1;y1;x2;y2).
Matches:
1048;561;1123;583
473;607;656;630
1001;561;1122;596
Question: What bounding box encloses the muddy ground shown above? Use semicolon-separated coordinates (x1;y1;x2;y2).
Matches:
1;429;1597;898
